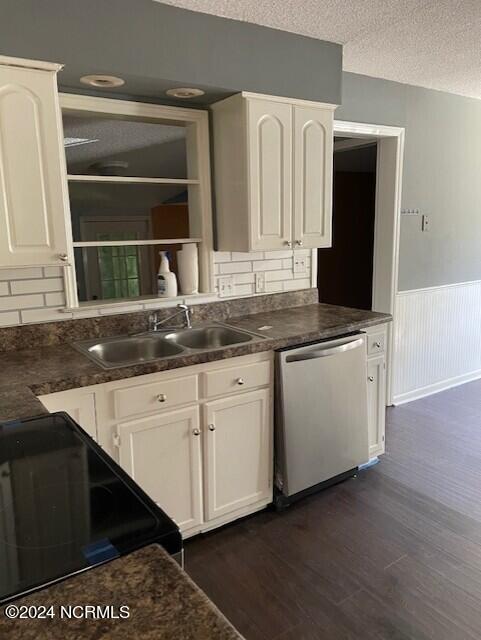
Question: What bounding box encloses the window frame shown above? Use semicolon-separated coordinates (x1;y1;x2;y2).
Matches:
59;93;214;309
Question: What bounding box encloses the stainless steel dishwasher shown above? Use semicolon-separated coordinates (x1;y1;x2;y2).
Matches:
274;333;369;509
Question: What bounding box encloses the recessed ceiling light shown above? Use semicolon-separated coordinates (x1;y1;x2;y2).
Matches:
166;87;205;99
80;74;125;88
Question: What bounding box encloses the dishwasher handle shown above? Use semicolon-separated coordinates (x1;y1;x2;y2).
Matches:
285;337;364;363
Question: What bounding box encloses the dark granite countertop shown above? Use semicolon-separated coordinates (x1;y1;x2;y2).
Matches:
0;544;243;640
0;303;391;421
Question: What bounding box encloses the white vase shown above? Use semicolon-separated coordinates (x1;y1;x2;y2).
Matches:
177;243;199;295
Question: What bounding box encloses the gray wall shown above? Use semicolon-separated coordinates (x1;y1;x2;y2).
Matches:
338;72;481;291
0;0;341;105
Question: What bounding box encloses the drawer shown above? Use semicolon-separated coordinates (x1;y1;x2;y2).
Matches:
204;360;271;398
367;331;386;356
114;375;198;420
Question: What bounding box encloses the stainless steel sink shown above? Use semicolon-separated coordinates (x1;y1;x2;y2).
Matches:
74;323;265;369
163;325;257;350
74;334;184;369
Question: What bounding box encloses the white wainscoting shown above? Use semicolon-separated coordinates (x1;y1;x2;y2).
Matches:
393;280;481;404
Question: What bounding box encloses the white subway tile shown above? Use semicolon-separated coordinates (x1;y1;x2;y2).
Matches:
21;307;72;324
0;311;20;327
264;250;293;260
0;267;43;280
283;279;311;291
253;259;283;272
45;291;66;307
231;251;263;261
265;281;283;293
233;273;255;285
282;258;293;269
0;282;9;296
11;278;63;295
219;261;252;274
44;266;63;278
234;283;254;296
70;308;101;319
213;252;232;263
0;294;44;311
294;249;311;257
213;264;220;275
265;270;294;282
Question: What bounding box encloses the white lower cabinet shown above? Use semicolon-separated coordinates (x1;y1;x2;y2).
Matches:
204;389;271;521
117;406;203;535
38;352;273;538
363;323;388;458
38;386;98;442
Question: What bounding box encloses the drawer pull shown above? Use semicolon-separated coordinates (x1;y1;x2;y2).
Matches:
157;393;167;403
373;341;381;349
368;376;374;383
208;424;216;432
236;378;245;386
193;428;200;436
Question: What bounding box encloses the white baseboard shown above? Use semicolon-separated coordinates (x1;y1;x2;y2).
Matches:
393;367;481;405
393;280;481;403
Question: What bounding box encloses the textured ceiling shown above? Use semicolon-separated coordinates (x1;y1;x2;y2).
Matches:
157;0;481;99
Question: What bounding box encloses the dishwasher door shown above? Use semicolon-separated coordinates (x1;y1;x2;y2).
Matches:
275;333;369;499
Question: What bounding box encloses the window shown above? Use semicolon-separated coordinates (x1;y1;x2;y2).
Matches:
60;94;213;308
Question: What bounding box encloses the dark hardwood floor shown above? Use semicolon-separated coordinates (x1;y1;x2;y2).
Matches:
185;379;481;640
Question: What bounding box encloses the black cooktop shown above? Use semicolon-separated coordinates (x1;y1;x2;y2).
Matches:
0;412;182;604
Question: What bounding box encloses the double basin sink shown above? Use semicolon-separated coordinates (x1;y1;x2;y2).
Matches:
74;324;265;369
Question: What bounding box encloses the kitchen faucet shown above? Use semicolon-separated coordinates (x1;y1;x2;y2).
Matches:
148;303;192;332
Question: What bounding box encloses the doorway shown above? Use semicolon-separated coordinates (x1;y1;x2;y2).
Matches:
318;138;377;310
315;120;405;405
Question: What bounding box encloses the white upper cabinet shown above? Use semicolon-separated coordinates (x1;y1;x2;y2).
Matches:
293;106;333;248
0;57;71;267
212;92;335;252
247;98;292;251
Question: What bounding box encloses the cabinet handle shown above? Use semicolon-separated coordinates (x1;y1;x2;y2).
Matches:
295;240;303;247
193;428;201;436
373;341;381;349
58;253;69;262
208;424;215;431
236;377;245;386
368;376;374;383
157;393;167;403
285;240;293;248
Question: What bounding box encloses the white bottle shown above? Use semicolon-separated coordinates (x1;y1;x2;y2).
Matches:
157;251;178;298
177;243;199;295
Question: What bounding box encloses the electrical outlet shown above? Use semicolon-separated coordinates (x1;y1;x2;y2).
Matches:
218;275;234;298
293;256;307;274
422;214;430;232
255;272;266;293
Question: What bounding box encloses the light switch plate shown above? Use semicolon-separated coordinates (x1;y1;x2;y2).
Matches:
255;272;266;293
218;276;234;297
293;256;307;274
422;214;430;232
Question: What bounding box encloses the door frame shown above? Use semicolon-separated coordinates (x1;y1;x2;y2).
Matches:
312;120;405;405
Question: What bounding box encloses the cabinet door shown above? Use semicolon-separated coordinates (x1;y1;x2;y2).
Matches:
0;63;70;267
293;105;333;248
247;98;292;251
204;389;272;521
38;388;98;442
117;406;202;534
367;355;386;457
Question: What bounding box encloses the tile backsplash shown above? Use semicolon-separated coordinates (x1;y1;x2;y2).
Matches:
0;250;313;328
214;249;312;297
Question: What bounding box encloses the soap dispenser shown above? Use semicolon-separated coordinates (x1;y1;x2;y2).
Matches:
157;251;178;298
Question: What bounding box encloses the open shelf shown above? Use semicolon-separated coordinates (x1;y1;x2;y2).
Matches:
67;175;200;185
73;238;202;248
